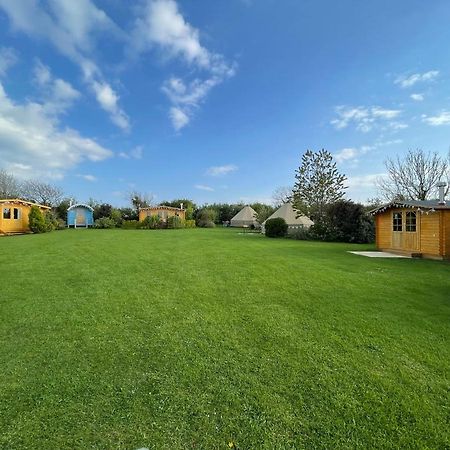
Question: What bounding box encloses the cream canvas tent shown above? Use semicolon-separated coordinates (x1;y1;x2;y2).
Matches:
230;205;259;227
262;203;313;234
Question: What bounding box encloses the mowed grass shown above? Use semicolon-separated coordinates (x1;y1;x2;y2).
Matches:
0;229;449;449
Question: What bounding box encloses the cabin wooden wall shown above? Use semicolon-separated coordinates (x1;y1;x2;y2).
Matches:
376;213;391;249
420;213;440;256
375;208;445;258
0;203;48;233
443;211;450;258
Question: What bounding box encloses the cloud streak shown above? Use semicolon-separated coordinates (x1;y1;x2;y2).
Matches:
394;70;439;88
331;106;402;132
0;0;129;130
0;81;113;179
206;164;238;176
133;0;235;130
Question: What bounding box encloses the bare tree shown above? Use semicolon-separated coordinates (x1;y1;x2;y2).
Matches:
0;169;22;198
22;179;64;206
129;191;154;211
377;149;450;201
272;186;293;207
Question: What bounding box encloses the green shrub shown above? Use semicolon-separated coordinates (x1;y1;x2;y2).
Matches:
28;206;47;233
121;220;140;229
94;217;117;229
290;226;313;240
185;219;196;228
167;215;185;229
140;215;161;229
265;217;288;238
44;211;60;231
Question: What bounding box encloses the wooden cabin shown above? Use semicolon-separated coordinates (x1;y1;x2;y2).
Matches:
371;200;450;260
0;199;51;235
67;204;94;228
139;205;186;223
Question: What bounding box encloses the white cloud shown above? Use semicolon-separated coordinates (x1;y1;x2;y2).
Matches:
0;0;129;130
33;60;80;114
334;148;358;163
133;0;210;67
410;93;424;102
91;80;129;131
195;184;214;191
133;0;235;130
0;81;113;179
169;106;190;130
422;111;450;126
78;174;97;182
394;70;439;88
371;107;401;119
118;145;144;159
0;46;18;76
206;164;238;176
331;105;402;132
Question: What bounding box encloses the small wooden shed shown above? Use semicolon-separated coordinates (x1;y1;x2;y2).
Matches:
139;205;186;223
371;199;450;260
0;199;51;234
67;204;94;228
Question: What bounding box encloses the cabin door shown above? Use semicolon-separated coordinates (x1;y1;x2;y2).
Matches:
76;210;85;226
391;210;419;251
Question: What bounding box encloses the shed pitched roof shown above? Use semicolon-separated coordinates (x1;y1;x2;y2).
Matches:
139;205;184;212
0;198;51;209
370;199;450;215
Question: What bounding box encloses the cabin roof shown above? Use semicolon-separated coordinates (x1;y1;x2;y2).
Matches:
0;198;51;209
139;205;184;212
370;199;450;215
67;203;94;211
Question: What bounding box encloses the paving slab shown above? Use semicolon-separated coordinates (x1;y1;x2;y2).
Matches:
348;251;411;258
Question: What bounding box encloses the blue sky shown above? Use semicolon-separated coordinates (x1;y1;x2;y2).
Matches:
0;0;449;206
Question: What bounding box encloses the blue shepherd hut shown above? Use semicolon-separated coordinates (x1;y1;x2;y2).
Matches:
67;204;94;228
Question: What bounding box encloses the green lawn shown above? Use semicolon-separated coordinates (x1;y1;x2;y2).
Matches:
1;228;449;449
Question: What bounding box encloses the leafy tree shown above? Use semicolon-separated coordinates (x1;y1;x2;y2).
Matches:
93;203;112;221
265;218;288;238
130;191;154;212
118;207;138;221
55;198;73;222
0;169;21;198
321;200;374;243
376;149;449;201
250;203;275;223
22;179;64;206
292;149;347;221
196;208;217;227
28;206;46;233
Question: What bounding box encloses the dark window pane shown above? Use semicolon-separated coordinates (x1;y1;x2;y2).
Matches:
3;208;11;219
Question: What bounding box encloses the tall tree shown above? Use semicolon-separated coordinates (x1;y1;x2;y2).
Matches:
292;149;347;221
376;149;450;201
22;179;63;206
0;169;21;198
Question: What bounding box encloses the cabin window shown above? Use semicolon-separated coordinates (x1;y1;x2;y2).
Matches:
13;208;21;220
393;212;402;231
3;208;11;219
406;211;417;232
